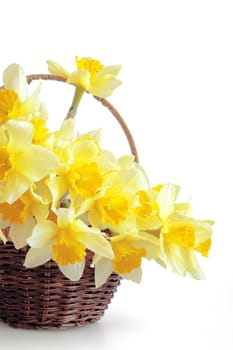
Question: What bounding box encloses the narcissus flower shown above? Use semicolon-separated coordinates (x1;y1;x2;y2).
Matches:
0;57;214;289
0;64;48;133
0;120;59;204
156;183;213;279
93;231;164;287
89;163;150;233
47;56;121;98
0;181;52;249
24;208;114;281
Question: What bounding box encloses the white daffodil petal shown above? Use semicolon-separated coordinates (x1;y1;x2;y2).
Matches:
79;230;114;260
25;81;42;112
3;63;28;101
161;236;187;276
27;220;57;248
57;208;75;227
58;118;78;141
121;267;142;283
76;220;114;259
113;166;149;194
157;183;176;221
181;248;204;280
95;257;113;288
10;215;36;249
118;155;134;169
24;246;52;268
58;259;85;281
6;120;33;151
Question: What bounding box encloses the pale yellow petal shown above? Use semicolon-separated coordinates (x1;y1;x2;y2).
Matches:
80;129;101;143
96;65;121;77
157;183;176;221
6;120;33;152
17;145;59;181
67;70;90;90
31;180;52;204
121;267;142;283
112;166;149;194
133;231;165;266
27;220;57;248
58;260;85;281
136;214;162;231
88;209;102;229
58;118;78;141
76;219;114;259
57;208;75;227
47;176;68;210
46;60;69;79
72;139;99;163
20;81;42;114
94;257;113;288
24;246;52;268
3;63;28;101
10;215;36;249
161;235;186;276
1;171;31;204
193;219;213;246
118;155;135;169
31;201;49;222
90;75;122;97
181;248;204;279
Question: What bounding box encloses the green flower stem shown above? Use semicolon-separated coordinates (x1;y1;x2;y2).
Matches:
66;87;85;119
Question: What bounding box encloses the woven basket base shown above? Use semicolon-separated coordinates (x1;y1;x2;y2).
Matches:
0;242;121;329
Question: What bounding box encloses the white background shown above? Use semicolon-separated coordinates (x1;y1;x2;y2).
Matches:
1;1;233;349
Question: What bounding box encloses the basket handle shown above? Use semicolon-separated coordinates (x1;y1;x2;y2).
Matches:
26;74;139;163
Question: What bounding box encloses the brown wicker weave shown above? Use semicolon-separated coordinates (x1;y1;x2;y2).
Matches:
0;241;120;329
0;75;138;329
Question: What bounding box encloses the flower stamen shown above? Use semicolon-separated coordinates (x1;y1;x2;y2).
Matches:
75;57;103;82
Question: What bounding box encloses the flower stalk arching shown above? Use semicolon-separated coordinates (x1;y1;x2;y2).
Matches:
66;87;84;119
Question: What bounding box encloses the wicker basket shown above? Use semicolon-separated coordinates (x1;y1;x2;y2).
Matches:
0;241;120;329
0;74;139;329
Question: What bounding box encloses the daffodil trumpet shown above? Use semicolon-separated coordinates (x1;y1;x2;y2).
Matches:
0;57;214;288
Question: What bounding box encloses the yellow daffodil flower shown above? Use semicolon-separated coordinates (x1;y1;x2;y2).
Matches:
88;162;150;233
156;183;213;279
0;181;52;249
133;188;162;231
24;208;114;281
47;56;122;98
0;120;59;204
0;64;48;137
0;60;214;289
93;231;164;287
46;130;119;215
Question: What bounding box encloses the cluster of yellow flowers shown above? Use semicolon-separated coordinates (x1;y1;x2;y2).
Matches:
0;56;213;287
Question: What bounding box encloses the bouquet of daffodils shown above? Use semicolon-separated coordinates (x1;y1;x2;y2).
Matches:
0;56;213;288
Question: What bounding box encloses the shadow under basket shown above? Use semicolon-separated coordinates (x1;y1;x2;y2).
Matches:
0;242;121;329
